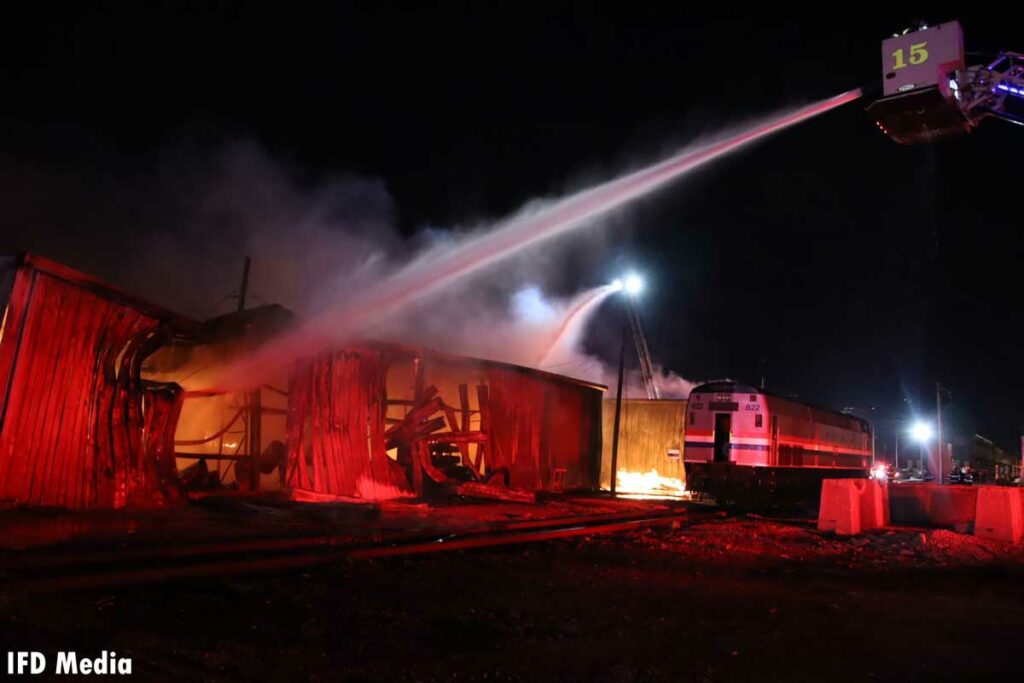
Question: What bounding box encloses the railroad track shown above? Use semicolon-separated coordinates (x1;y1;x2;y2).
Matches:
0;507;700;592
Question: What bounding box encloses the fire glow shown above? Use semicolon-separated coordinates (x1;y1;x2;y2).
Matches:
615;468;689;499
219;89;862;390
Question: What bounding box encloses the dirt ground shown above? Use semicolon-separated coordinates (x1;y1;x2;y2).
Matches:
3;511;1024;682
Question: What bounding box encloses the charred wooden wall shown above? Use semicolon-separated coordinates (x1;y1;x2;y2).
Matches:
285;344;604;500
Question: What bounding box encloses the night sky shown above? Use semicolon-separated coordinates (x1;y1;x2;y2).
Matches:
1;3;1022;450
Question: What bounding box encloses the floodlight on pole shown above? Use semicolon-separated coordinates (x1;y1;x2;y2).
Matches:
609;269;657;494
624;274;643;296
909;421;933;443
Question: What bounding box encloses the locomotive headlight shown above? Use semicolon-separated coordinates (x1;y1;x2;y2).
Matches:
910;421;934;442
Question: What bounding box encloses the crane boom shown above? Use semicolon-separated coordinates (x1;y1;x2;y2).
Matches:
625;298;660;400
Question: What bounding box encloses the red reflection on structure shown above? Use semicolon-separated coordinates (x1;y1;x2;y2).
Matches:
0;255;190;508
284;344;603;502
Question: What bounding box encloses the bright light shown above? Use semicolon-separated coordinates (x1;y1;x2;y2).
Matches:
871;463;889;481
624;274;643;296
610;279;624;292
909;421;933;443
615;468;688;498
996;84;1024;98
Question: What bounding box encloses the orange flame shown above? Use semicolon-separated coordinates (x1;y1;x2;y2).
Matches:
615;468;688;499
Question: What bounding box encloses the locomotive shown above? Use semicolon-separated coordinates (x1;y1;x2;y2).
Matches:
683;382;873;507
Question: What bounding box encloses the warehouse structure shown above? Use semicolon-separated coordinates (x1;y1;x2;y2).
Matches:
0;254;605;508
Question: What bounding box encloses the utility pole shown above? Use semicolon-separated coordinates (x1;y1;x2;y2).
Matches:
238;256;260;493
936;382;948;485
894;430;899;471
1019;433;1023;487
237;256;251;312
609;325;627;495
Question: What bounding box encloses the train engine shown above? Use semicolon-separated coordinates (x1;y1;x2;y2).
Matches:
683;382;873;507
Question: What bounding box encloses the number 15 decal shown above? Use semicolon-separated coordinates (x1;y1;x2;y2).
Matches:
891;42;928;70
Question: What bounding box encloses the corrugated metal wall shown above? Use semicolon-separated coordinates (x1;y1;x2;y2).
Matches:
0;255;606;508
600;399;687;489
0;259;184;508
286;348;411;498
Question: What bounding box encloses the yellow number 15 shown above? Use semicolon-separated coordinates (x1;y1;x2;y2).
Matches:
892;42;929;70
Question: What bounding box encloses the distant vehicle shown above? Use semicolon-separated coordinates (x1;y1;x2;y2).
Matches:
894;469;934;483
948;467;974;485
683;381;872;507
870;462;906;482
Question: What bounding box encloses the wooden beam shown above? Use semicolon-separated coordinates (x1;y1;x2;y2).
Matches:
476;384;491;471
442;404;461;434
422;431;488;443
455;482;537;504
458;384;471;432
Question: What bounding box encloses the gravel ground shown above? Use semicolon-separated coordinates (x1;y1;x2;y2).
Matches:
3;511;1023;682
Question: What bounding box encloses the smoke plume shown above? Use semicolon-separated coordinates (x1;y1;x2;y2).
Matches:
0;140;696;394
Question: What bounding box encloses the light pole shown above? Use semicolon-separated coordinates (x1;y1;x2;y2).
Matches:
617;275;658;400
873;418;906;471
936;383;952;485
608;274;643;495
894;430;899;471
910;420;934;478
609;326;625;495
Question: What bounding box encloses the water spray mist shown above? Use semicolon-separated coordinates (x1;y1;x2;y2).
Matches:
219;89;862;389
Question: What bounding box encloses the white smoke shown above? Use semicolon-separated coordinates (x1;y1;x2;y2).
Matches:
1;140;699;394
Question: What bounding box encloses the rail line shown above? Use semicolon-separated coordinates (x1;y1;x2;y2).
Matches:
0;508;699;592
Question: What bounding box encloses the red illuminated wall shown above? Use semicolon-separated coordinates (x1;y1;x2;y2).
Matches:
488;367;601;491
0;255;190;508
285;347;411;498
0;255;603;508
284;344;603;500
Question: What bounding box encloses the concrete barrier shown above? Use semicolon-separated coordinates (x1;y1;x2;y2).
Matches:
888;484;977;528
818;479;861;534
818;479;889;535
974;486;1023;543
860;479;890;529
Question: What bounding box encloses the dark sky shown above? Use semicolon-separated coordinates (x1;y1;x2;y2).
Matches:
1;3;1022;450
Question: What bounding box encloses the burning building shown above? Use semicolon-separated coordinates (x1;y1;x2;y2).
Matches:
0;254;196;508
0;254;606;509
601;398;687;497
283;343;605;500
